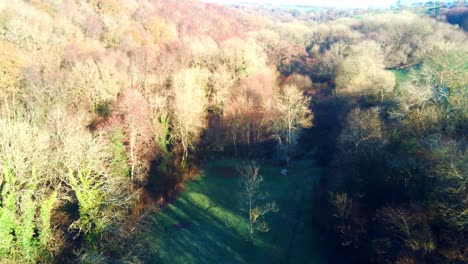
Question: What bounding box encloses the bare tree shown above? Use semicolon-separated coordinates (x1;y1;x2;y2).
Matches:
169;68;209;163
269;85;313;158
338;107;383;153
239;162;279;241
376;205;435;253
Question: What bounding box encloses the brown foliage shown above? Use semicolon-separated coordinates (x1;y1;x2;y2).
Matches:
96;89;157;184
0;41;22;103
335;41;395;98
143;16;178;45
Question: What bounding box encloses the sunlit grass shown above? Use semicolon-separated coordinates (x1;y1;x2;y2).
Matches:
148;158;325;263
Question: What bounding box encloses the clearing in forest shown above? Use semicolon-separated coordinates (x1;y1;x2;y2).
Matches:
147;158;326;264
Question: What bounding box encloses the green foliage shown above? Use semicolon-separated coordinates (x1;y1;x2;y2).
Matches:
392;68;411;92
158;113;170;153
38;191;57;253
69;169;106;248
94;100;111;118
238;162;279;241
110;129;130;177
0;166;17;258
0;166;57;263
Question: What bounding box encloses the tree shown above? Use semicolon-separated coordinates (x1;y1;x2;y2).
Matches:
329;192;365;247
311;41;347;81
374;205;435;262
338;107;383;153
169;68;209;163
335;42;395;100
115;89;155;185
282;74;312;92
270;85;313;158
239;162;278;241
427;139;467;261
410;42;467;111
222;69;278;156
359;12;434;69
0;166;58;263
208;64;236;114
220;37;268;79
143;16;178;45
68;168;107;248
0;41;22;109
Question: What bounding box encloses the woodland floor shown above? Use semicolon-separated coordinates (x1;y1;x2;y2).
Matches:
146;157;327;264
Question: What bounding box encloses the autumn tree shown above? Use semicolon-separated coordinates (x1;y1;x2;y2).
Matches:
359;12;434;68
169;68;209;163
277;22;312;46
282;73;312;92
311;41;347;81
269;85;313;158
68;57;123;117
114;89;155;185
335;42;395;100
222;69;277;156
427;140;467;261
207;64;236;113
0;41;22;109
143;16;178;46
220;37;268;79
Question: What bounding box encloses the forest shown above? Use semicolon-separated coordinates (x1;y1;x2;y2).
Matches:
0;0;466;263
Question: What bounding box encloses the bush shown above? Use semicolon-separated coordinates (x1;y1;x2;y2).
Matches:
68;168;107;248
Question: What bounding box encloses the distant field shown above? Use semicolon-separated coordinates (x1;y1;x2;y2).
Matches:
147;158;326;263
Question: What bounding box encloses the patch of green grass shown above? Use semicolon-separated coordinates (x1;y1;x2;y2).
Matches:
147;158;326;263
393;68;411;83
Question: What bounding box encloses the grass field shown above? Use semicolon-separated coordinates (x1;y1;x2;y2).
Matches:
147;157;326;264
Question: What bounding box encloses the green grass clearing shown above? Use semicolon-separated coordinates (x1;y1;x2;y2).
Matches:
147;158;326;264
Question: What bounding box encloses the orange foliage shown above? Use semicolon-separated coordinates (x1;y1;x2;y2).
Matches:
0;41;22;102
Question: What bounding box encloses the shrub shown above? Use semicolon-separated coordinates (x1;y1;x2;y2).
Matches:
68;168;107;248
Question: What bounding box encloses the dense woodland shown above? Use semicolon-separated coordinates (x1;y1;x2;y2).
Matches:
0;0;466;263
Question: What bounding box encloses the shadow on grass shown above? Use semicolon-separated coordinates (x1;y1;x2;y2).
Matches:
152;195;252;263
148;158;326;264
